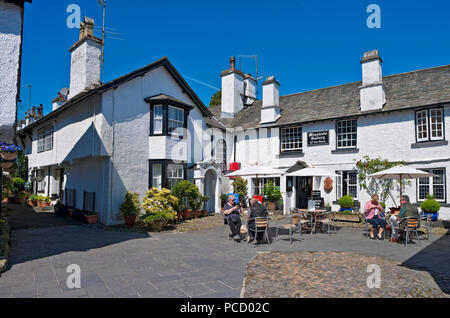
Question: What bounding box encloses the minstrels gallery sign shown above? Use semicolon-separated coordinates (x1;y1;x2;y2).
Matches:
307;131;329;146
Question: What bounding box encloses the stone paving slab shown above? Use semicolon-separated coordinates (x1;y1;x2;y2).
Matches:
0;222;448;298
242;251;448;298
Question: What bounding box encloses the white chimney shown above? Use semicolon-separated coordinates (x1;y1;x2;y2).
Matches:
52;88;69;111
244;74;257;106
68;17;103;99
221;57;244;118
261;76;281;124
360;50;386;112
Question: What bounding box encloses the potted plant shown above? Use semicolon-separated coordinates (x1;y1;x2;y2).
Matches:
120;192;141;227
142;188;178;231
27;194;38;207
17;191;29;205
0;142;22;161
172;180;194;220
84;212;99;224
263;181;282;211
37;196;51;207
232;177;248;207
420;195;440;222
338;195;354;213
187;186;208;219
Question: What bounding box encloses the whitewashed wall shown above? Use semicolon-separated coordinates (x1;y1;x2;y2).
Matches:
0;1;22;143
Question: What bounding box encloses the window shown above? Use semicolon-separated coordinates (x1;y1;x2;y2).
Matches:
168;106;184;136
281;126;302;152
336;119;357;149
167;164;184;189
418;169;446;202
416;108;444;142
253;178;281;196
153;105;163;134
152;164;162;189
216;139;227;171
337;171;358;199
36;169;46;193
38;125;53;153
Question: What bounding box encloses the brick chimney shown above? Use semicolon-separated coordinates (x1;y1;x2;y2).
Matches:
68;17;103;99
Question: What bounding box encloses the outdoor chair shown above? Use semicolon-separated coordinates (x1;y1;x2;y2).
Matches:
298;210;315;235
247;216;271;245
391;217;421;247
361;212;386;240
275;209;309;243
419;214;433;241
316;211;337;235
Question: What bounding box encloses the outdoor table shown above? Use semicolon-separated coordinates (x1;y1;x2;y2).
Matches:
296;209;327;233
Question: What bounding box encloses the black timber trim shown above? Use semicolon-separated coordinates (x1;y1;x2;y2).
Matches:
149;160;188;190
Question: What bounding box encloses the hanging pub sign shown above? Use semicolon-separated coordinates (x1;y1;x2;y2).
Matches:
307;131;329;146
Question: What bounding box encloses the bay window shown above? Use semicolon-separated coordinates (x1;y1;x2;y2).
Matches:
168;106;184;136
148;98;191;137
149;160;186;190
153;105;163;134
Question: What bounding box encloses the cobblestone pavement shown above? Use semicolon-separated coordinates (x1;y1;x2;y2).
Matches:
243;251;448;298
0;221;448;298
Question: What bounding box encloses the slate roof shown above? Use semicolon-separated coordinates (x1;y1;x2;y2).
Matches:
19;57;223;133
209;64;450;129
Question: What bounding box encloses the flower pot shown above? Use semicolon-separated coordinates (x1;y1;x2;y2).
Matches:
182;209;192;220
84;213;98;224
177;212;183;221
18;197;27;205
267;201;277;211
0;161;14;169
124;215;137;227
423;212;439;222
193;210;202;219
148;219;169;232
339;207;353;213
201;210;208;217
0;152;17;161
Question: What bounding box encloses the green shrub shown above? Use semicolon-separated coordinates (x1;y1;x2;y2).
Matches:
120;192;141;216
171;180;194;212
380;202;386;209
232;177;248;205
28;194;38;202
263;181;282;202
338;195;354;208
420;195;441;213
187;185;208;211
12;177;26;193
142;208;177;224
142;188;178;214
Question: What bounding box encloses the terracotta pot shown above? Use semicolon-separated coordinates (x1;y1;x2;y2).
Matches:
267;201;277;211
0;162;14;169
0;152;17;161
85;214;98;224
182;209;192;220
177;212;183;221
193;210;202;219
124;215;137;227
201;210;208;217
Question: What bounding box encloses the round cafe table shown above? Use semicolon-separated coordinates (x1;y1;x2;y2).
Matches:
296;209;328;233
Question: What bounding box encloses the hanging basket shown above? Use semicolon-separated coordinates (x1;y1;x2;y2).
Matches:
0;161;14;169
0;152;17;161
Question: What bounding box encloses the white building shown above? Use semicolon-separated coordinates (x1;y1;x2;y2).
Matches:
0;0;30;144
18;18;227;225
210;50;450;220
17;16;450;223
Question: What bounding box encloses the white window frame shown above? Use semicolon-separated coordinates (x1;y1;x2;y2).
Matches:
38;125;53;153
280;126;303;152
418;168;446;202
153;105;163;134
336;119;357;149
416;108;445;142
168;106;184;137
336;171;358;199
167;164;184;189
152;164;162;189
253;177;281;196
430;108;444;141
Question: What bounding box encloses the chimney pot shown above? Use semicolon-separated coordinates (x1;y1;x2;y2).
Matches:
230;57;236;70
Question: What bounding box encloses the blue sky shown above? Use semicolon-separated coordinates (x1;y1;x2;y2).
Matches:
19;0;450;119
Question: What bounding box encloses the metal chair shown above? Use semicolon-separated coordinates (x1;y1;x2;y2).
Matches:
420;214;433;241
276;209;308;243
316;211;337;235
247;216;271;244
404;217;421;247
361;212;387;239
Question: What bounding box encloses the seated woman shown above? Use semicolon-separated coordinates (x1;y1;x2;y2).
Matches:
363;194;386;240
223;195;244;242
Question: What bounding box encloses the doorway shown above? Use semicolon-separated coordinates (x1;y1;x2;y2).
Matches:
204;170;217;213
296;176;313;209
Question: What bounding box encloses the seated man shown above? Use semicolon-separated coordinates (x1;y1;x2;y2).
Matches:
389;195;419;243
223;195;243;242
247;198;269;243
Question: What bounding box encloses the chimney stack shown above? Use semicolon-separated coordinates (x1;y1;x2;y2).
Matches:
68;17;103;99
260;76;281;124
220;57;245;118
360;50;385;111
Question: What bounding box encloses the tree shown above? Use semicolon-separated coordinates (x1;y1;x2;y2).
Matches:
209;90;221;107
355;156;409;206
232;177;248;206
12;152;28;181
